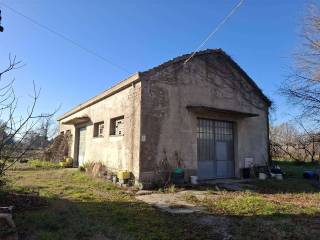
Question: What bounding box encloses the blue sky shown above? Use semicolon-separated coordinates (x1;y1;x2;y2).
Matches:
0;0;308;124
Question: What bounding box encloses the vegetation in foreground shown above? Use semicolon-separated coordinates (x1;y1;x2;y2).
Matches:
2;166;214;240
1;160;320;240
183;160;320;239
9;159;62;171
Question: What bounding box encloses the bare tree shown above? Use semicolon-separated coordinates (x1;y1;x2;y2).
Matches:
23;116;56;150
294;119;320;163
270;122;300;161
0;55;55;181
280;4;320;123
270;120;320;163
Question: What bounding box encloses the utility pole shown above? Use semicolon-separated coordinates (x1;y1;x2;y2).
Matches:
0;10;4;32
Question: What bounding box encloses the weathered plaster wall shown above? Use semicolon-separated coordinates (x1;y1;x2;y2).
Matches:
59;82;141;179
139;52;269;181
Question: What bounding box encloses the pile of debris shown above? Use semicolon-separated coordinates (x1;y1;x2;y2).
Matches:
44;132;71;163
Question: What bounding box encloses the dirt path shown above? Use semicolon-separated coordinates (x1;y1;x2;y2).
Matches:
136;190;233;239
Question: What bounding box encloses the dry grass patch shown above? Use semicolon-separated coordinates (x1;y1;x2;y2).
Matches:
262;192;320;208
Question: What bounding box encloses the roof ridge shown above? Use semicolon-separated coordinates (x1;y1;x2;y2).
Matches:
142;48;223;74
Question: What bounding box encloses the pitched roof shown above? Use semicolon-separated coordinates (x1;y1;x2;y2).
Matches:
141;48;271;106
58;49;271;121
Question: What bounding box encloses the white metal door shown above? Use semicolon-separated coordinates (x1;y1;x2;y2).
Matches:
215;121;234;178
197;119;234;179
77;127;86;166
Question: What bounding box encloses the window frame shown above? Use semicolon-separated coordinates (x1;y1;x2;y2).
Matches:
109;116;124;136
93;121;104;138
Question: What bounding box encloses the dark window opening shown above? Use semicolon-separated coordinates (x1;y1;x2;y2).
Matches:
93;121;104;137
110;116;124;136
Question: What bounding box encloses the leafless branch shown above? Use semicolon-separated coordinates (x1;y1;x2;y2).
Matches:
280;3;320;124
0;55;56;178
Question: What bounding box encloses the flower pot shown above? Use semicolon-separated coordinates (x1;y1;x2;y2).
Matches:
258;172;267;180
171;171;184;185
112;176;117;184
190;176;198;185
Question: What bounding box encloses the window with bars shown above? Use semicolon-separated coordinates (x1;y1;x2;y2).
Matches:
110;116;124;136
93;121;104;137
197;119;234;162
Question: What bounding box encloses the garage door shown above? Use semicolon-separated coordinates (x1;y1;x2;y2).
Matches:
197;119;234;179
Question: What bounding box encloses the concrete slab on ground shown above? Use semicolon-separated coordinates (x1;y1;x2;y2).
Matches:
136;190;207;214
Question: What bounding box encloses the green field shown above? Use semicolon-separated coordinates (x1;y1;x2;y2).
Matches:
1;160;320;240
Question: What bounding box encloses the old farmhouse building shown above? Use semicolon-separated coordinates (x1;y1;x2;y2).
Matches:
58;49;271;184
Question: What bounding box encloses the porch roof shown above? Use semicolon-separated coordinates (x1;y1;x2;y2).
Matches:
62;116;91;125
186;105;259;118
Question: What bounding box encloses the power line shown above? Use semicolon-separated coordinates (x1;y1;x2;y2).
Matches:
0;2;130;73
0;9;4;32
184;0;244;64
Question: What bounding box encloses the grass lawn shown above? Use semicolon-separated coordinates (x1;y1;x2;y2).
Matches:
1;167;215;240
1;160;320;240
183;160;320;240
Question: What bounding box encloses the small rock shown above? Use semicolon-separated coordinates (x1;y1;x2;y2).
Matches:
135;190;153;196
124;190;134;195
217;183;252;191
116;182;122;187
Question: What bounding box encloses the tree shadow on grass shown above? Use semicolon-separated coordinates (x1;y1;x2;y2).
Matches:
0;191;220;240
228;214;320;240
250;178;320;194
1;190;320;240
180;177;320;194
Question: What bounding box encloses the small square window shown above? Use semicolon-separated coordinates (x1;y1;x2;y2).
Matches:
110;116;124;136
93;122;104;137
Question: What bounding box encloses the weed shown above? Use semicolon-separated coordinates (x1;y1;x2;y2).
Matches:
166;184;176;193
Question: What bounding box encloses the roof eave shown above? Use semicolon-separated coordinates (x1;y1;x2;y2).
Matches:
57;72;140;121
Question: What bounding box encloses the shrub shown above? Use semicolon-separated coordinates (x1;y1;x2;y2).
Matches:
81;161;95;173
59;157;73;168
166;184;176;193
27;159;61;169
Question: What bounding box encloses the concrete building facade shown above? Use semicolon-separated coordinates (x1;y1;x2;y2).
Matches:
58;49;271;183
